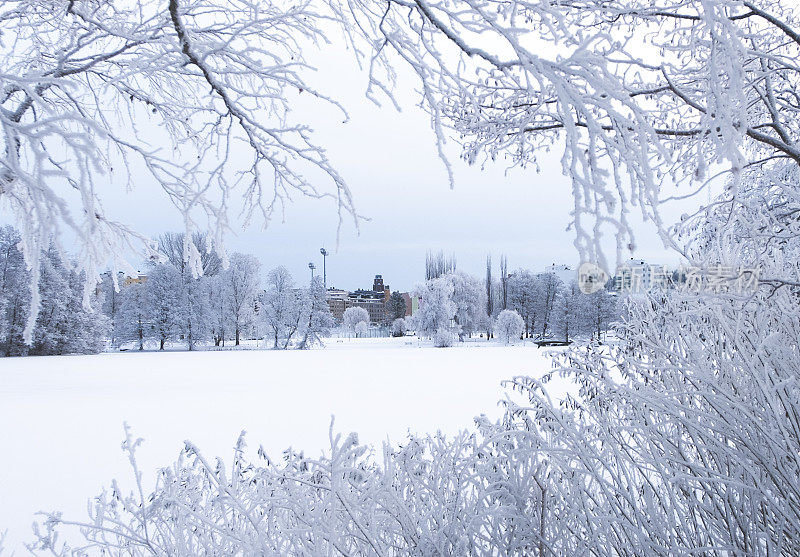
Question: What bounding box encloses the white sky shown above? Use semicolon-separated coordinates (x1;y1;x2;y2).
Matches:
2;40;687;293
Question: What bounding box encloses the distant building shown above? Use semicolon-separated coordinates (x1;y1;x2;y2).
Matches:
100;270;147;288
326;274;396;325
348;288;388;324
123;272;148;287
613;259;669;292
326;288;349;321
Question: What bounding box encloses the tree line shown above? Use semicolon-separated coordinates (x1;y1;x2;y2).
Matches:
0;228;335;356
413;253;619;347
0;227;108;357
107;232;336;352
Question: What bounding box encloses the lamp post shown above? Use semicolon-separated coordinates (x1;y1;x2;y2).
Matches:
308;262;315;281
320;248;328;290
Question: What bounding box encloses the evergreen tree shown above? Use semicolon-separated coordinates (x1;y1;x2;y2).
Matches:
0;227;30;356
385;291;406;321
29;246;71;355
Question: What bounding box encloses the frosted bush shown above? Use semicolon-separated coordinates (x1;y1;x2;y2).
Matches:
391;318;406;337
354;321;369;338
495;309;524;344
433;327;455;348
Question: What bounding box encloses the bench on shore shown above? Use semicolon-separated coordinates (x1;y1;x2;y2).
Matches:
534;340;572;348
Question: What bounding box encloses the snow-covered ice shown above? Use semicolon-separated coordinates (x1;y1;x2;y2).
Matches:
0;337;563;552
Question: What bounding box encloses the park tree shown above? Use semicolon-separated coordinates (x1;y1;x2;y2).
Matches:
261;266;301;349
158;232;223;278
583;288;619;341
343;307;370;338
484;255;494;337
507;270;540;338
145;264;182;350
411;276;457;342
495;309;524;344
223;254;261;346
391;318;407;337
446;271;485;341
553;281;583;343
115;283;149;351
207;274;231;347
296;277;335;350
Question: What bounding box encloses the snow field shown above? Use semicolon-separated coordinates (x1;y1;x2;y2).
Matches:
0;337;566;552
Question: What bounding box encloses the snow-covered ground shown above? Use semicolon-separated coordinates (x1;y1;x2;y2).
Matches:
0;337;566;552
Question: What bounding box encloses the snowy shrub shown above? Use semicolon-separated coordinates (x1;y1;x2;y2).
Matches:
33;423;555;556
494;309;524;344
343;307;370;337
391;318;406;337
354;320;369;338
433;327;455;348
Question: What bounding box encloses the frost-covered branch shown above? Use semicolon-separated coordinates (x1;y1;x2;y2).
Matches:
346;0;800;270
0;0;361;342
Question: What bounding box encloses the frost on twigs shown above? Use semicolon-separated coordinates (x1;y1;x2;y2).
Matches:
346;0;800;272
0;0;363;342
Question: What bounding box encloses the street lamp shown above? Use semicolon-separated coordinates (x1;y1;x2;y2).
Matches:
320;248;328;290
308;261;316;281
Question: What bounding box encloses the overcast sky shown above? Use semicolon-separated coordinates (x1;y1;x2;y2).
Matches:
2;41;686;294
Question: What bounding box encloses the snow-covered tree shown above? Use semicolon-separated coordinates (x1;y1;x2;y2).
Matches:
342;306;370;338
499;255;508;310
484;254;494;337
391;318;407;337
507;270;540;338
296;276;335;350
261;266;302;349
553;281;583;343
354;320;369;338
583;288;619;341
145;265;182;350
425;251;456;280
98;272;124;344
536;272;562;338
115;283;149;351
495;309;524;344
158;232;223;278
446;271;485;341
0;227;30;356
30;246;78;355
177;277;211;351
223;254;261;346
410;276;457;341
206;274;231;347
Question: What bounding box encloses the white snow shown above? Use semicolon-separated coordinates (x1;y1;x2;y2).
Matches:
0;337;566;552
